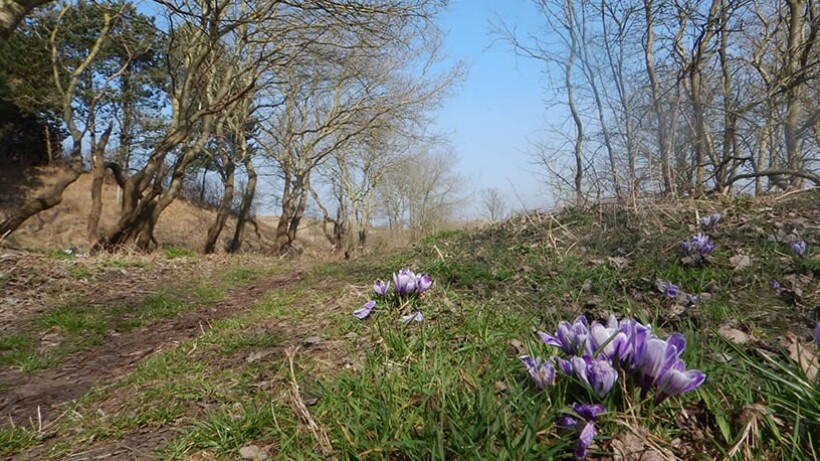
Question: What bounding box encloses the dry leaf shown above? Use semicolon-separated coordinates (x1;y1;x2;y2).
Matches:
729;254;752;271
608;256;629;270
718;325;751;345
611;431;669;461
781;333;820;381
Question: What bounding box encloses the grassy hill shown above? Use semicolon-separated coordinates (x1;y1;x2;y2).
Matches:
2;190;819;460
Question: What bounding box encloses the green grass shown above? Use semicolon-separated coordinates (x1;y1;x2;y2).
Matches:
164;246;196;258
7;195;820;460
0;425;39;455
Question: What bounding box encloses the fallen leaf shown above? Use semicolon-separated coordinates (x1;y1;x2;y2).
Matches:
729;254;752;271
718;325;751;345
507;339;526;356
611;430;669;461
781;333;820;381
608;256;629;270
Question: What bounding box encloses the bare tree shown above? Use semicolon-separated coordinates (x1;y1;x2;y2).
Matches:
1;3;122;238
480;187;506;222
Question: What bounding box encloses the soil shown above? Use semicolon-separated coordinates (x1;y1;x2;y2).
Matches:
0;269;303;460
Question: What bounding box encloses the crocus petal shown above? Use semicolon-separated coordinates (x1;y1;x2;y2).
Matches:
353;300;377;320
574;421;596;460
416;274;433;293
571;403;607;421
556;357;574;376
656;368;706;402
790;240;807;256
538;331;564;349
519;355;555;389
588;358;618;397
556;415;579;430
570;356;590;387
373;280;389;296
400;311;424;323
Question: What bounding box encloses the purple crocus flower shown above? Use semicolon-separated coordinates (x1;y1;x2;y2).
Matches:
682;233;716;255
589;315;628;360
814;323;820;350
701;213;721;229
617;319;651;366
400;311;424;323
655;364;706;402
686;294;699;306
415;274;433;294
373;279;389;297
790;240;807;257
563;403;606;460
393;269;418;297
353;300;377;320
772;280;782;291
539;316;592;356
570;356;618;398
556;357;574;376
575;421;596;460
633;334;686;390
659;281;679;299
520;355;556;389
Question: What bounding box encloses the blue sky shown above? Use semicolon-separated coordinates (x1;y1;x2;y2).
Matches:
435;0;559;216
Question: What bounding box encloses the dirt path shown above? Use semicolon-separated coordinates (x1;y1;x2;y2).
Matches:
0;270;303;429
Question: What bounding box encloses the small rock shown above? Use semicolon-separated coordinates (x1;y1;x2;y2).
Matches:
239;445;269;460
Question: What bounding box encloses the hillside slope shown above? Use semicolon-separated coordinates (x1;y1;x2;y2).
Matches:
2;191;819;460
1;169;281;253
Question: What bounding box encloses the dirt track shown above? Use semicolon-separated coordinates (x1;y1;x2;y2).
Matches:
0;270;302;429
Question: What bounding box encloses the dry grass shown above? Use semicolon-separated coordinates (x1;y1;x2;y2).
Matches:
1;171;320;254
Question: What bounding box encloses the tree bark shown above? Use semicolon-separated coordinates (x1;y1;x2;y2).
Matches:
228;155;256;253
86;123;114;243
203;161;235;254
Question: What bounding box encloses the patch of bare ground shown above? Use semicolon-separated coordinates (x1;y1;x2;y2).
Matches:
11;272;359;461
0;268;301;427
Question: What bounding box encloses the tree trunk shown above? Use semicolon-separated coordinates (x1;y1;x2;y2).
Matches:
203;161;235;254
565;0;584;207
784;0;805;189
228;156;256;253
86;124;114;243
643;0;672;195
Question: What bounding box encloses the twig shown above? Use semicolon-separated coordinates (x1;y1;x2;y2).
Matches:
285;346;336;459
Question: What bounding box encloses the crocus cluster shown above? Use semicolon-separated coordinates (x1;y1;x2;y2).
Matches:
790;239;808;257
701;213;721;229
353;269;432;322
681;232;716;256
520;314;706;459
373;269;433;299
